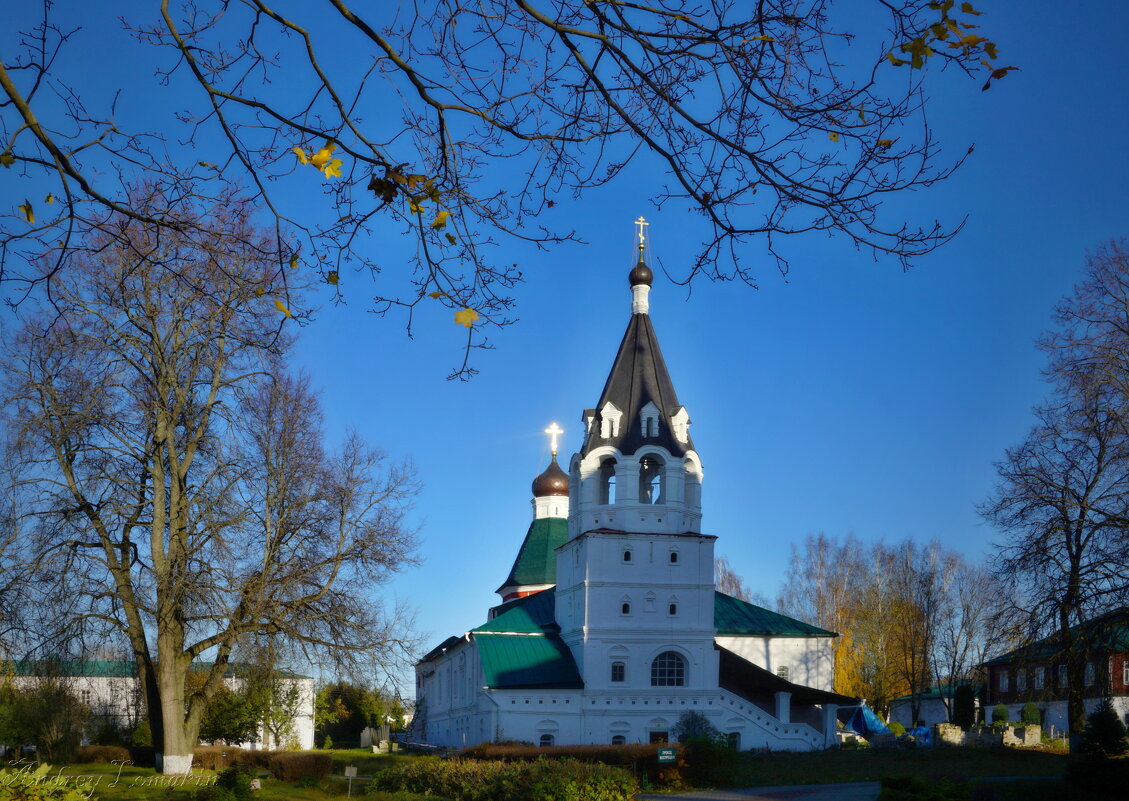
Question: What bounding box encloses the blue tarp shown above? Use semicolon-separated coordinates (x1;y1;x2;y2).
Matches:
908;725;933;746
844;704;891;739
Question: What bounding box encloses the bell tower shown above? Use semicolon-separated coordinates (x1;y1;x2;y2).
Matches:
566;217;704;540
555;218;717;691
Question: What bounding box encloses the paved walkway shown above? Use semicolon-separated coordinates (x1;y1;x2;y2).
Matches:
639;782;881;801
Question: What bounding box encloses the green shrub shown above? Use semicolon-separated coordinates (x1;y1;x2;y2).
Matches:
879;775;970;801
370;758;637;801
215;764;257;801
130;718;153;747
1081;699;1128;758
74;744;131;763
0;763;98;801
952;685;976;730
88;717;126;747
323;734;334;749
1021;703;1041;726
992;704;1009;730
671;710;718;742
888;721;906;737
265;751;333;782
681;734;740;787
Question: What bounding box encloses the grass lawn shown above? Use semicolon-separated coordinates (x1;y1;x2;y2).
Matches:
16;746;1074;800
50;750;436;801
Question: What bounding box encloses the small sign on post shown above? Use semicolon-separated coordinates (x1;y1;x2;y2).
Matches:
657;747;676;763
344;765;358;797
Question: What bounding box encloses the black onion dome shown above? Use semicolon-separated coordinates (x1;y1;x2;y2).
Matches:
629;260;653;287
532;457;569;497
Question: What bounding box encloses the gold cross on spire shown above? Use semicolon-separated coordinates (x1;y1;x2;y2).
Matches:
544;422;564;457
634;216;649;252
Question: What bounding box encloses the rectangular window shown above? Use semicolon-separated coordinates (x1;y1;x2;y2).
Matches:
1123;661;1129;686
611;662;625;683
1085;662;1096;686
1058;665;1067;687
998;671;1009;693
1016;671;1027;692
776;665;790;682
1034;667;1044;690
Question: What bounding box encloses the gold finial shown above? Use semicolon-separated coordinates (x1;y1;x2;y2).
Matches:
634;216;649;253
544;422;564;457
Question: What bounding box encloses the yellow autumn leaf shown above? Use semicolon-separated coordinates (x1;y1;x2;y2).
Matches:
0;151;14;167
292;146;310;165
877;139;894;149
431;210;450;230
960;1;982;14
289;253;299;270
310;142;335;167
327;271;339;285
18;200;34;224
274;299;293;318
887;52;907;66
44;193;54;204
254;287;265;297
828;132;840;142
445;233;457;245
454;307;479;328
751;35;775;42
409;199;424;215
428;291;448;299
321;158;343;179
198;161;219;169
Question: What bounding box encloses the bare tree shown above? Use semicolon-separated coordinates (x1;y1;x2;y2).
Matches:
714;555;773;607
1;2;1014;376
930;559;997;721
778;532;864;696
982;390;1129;736
3;192;418;773
982;240;1129;739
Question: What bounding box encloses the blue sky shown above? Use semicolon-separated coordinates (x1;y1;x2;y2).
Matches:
3;2;1129;688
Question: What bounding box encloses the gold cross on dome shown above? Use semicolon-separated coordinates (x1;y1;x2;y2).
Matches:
545;422;564;456
634;216;649;250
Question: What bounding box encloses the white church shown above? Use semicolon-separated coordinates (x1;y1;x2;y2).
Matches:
413;227;854;750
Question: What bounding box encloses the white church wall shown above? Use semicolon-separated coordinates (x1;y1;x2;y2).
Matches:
715;635;835;692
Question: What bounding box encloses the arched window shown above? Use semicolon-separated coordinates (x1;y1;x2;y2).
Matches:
611;734;626;745
668;603;678;616
669;551;679;564
639;456;663;504
651;651;686;687
599;458;617;504
539;734;555;747
621;602;631;615
611;662;625;682
622;548;633;563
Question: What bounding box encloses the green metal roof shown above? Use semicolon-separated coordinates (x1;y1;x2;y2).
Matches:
891;682;983;702
496;518;569;594
475;633;582;689
475;589;557;634
5;660;138;678
714;592;837;638
4;659;310;679
983;608;1129;666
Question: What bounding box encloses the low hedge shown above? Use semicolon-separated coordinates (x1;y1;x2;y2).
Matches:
74;745;131;764
265;752;333;782
369;757;637;801
459;742;677;784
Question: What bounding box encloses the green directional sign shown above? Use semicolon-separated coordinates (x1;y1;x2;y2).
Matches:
657;747;676;763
